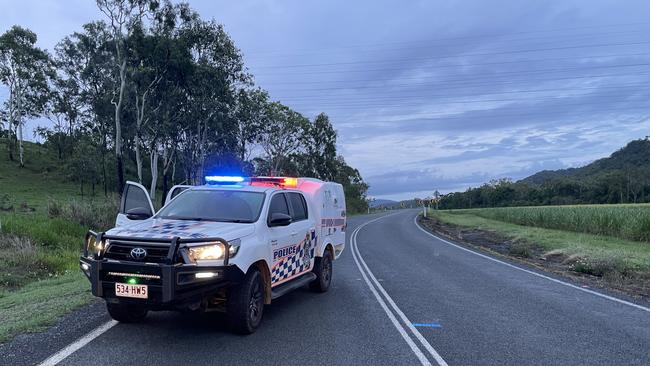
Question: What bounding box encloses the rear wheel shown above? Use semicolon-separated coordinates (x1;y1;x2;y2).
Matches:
310;249;333;292
227;269;265;334
106;302;148;323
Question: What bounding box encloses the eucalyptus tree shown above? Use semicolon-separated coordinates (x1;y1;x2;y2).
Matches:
56;21;116;194
299;113;338;180
177;18;249;184
333;155;369;213
128;1;193;190
0;26;52;166
96;0;159;191
257;101;309;175
128;24;165;184
233;88;269;161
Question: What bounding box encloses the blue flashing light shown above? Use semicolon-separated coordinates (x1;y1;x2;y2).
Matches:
205;175;246;184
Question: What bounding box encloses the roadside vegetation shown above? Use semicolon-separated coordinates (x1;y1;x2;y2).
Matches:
0;139;118;341
422;206;650;300
457;204;650;242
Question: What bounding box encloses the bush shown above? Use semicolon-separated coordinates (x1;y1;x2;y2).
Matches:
46;199;63;217
46;197;119;231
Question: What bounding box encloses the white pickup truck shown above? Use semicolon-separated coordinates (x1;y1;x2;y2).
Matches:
80;176;346;334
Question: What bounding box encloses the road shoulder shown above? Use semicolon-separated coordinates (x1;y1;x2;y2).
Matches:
417;214;650;306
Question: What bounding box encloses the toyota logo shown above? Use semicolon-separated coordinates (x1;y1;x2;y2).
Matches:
130;247;147;260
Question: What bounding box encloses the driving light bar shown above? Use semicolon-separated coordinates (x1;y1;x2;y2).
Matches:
195;272;218;279
107;272;161;279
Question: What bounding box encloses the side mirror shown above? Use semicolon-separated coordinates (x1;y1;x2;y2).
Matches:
126;207;152;220
269;212;292;227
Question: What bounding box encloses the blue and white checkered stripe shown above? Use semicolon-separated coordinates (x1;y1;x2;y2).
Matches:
271;239;316;283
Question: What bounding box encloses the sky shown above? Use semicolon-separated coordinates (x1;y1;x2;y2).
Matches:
2;0;650;200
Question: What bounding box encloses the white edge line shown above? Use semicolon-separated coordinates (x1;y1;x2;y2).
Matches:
37;320;118;366
413;214;650;313
349;222;432;366
353;216;449;366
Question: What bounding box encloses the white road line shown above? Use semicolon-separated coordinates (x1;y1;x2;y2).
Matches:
37;320;118;366
413;215;650;313
351;225;431;366
351;215;448;366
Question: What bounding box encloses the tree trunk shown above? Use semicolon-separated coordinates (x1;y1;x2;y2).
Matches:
135;135;143;183
7;129;14;161
17;122;24;167
7;84;15;161
101;134;108;196
160;146;174;206
149;149;159;200
117;156;125;194
15;89;25;167
161;171;168;207
114;56;127;192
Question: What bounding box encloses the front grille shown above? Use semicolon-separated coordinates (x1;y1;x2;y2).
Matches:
104;242;171;263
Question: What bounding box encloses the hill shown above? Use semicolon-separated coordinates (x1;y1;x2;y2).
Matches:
0;138;87;212
522;138;650;186
369;199;398;208
441;138;650;208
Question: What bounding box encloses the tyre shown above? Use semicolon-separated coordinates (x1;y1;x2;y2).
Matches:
227;268;265;334
106;302;148;323
310;249;333;293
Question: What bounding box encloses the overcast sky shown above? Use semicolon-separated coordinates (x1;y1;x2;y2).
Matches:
2;0;650;200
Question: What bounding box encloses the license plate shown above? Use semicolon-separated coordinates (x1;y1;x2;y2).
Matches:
115;283;148;299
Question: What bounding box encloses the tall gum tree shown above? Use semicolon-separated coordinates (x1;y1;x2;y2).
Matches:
0;26;51;167
96;0;158;192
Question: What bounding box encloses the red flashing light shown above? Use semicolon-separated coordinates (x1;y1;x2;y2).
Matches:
250;177;298;188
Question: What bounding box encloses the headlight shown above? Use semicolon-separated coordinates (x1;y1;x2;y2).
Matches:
85;234;107;257
187;239;240;262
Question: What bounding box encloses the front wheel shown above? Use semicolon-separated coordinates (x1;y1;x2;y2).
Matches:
310;249;333;293
227;269;265;334
106;302;148;323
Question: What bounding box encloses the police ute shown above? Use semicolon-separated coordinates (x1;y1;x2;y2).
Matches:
79;176;346;334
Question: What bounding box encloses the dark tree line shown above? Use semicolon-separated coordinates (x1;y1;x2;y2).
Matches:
439;138;650;209
0;0;368;212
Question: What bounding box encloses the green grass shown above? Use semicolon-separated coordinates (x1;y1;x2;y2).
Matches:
0;139;117;286
451;204;650;242
0;139;85;213
429;209;650;277
0;139;114;342
0;271;93;342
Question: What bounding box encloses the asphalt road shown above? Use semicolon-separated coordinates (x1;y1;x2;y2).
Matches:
6;210;650;365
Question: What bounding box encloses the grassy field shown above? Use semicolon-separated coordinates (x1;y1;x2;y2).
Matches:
428;205;650;281
0;140;117;341
455;204;650;242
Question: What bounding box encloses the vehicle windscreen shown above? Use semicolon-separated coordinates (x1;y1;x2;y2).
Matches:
156;190;265;223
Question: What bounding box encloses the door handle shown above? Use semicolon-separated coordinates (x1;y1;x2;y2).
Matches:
271;239;278;245
290;232;298;236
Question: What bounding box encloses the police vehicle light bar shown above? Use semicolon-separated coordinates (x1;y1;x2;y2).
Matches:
205;175;245;184
204;175;299;188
